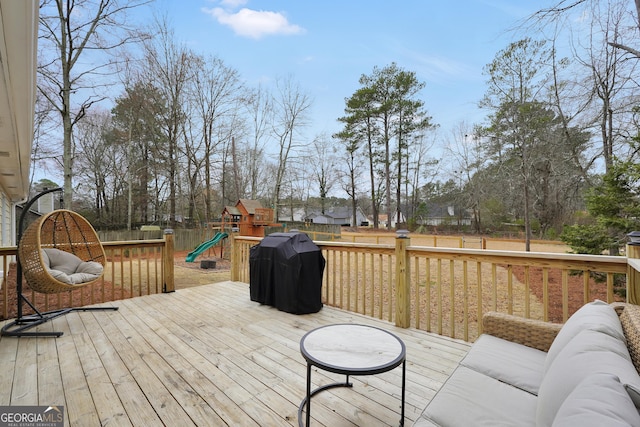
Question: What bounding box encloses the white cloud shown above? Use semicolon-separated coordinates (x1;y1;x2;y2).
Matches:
203;7;305;39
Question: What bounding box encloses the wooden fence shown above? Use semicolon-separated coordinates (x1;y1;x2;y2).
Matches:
99;228;212;252
230;233;631;342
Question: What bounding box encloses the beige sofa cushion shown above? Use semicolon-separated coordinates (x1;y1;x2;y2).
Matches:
460;333;546;395
419;366;537;427
537;328;639;426
552;373;640;427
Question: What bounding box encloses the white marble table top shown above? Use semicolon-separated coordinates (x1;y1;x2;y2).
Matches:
300;324;405;373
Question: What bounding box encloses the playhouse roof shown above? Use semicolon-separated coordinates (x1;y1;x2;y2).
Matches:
223;205;241;216
238;199;264;214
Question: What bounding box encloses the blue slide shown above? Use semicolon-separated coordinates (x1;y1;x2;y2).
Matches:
186;232;228;262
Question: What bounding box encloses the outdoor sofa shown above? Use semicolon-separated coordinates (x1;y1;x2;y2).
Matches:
415;300;640;426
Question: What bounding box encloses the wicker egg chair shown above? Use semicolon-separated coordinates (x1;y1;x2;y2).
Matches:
1;204;118;338
19;209;107;293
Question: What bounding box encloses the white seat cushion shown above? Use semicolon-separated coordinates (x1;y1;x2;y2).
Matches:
420;366;537;426
42;248;83;274
76;261;103;275
461;334;546;395
41;248;102;285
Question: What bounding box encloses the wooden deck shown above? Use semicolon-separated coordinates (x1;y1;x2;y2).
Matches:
0;281;470;426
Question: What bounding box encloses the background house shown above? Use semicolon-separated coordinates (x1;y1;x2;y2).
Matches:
277;207;306;223
422;204;472;226
378;213;407;229
305;207;368;227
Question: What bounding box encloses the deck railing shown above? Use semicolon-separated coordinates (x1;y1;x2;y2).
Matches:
4;227;637;343
0;230;174;320
231;233;632;342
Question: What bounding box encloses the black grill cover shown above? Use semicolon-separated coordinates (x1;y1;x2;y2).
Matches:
249;232;325;314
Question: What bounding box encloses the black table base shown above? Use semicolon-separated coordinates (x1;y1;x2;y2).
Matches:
298;359;406;426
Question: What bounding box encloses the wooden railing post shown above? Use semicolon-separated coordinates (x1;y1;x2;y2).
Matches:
395;230;411;328
230;233;239;282
627;233;640;304
163;229;175;293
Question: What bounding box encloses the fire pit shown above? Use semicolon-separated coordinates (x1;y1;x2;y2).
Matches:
200;260;216;269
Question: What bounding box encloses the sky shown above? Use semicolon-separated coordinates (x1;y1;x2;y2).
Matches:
149;0;551;145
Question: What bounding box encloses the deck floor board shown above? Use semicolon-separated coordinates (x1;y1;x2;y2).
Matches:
0;281;470;426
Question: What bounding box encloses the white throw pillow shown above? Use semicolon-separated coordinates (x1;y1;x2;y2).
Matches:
537;328;639;426
544;300;626;373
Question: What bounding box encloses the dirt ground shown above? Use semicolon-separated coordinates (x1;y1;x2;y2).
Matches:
405;234;622;323
511;265;623;323
172;250;231;289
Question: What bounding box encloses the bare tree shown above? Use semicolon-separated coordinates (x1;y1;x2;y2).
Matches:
243;85;273;199
31;91;59;190
545;30;596;183
445;123;485;232
405;131;438;225
217;108;247;207
334;128;366;228
309;133;338;215
271;76;312;221
38;0;151;207
189;54;243;222
579;0;639;172
74;109;121;222
142;17;194;226
534;0;640;57
530;0;640;173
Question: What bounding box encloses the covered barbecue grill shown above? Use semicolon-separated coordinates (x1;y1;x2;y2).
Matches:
249;232;325;314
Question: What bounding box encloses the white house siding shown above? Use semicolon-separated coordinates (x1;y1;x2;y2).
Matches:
311;215;329;224
0;192;14;285
0;192;12;246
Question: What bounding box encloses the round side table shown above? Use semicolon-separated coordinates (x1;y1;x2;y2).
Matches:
298;323;406;426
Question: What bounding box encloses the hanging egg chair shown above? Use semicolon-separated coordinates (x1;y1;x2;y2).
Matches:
19;209;107;293
1;188;118;338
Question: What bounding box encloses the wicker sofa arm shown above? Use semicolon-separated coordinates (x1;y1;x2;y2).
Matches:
482;311;563;352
